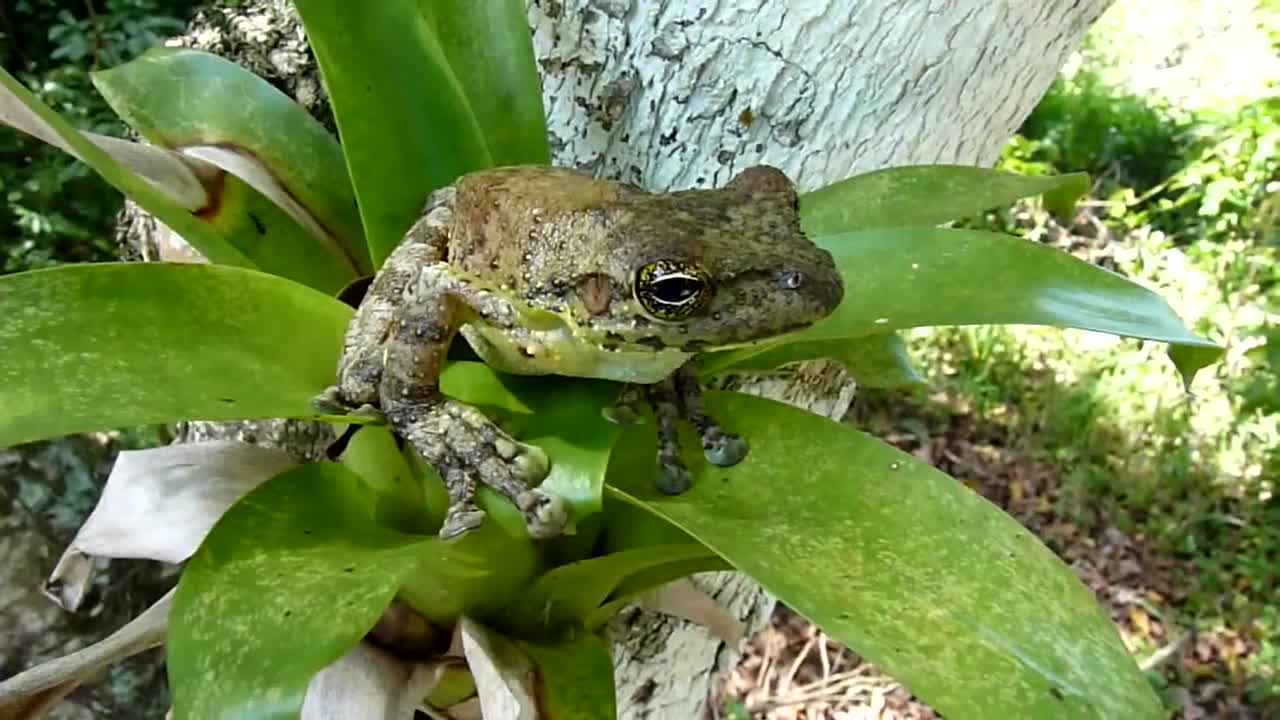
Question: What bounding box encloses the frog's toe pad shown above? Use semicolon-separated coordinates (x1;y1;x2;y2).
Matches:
601;403;643;425
655;461;692;495
703;429;748;467
517;490;567;539
440;506;487;540
502;442;549;484
310;386;352;415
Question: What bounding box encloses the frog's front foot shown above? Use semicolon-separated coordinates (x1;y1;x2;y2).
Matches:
386;396;566;540
311;385;386;422
607;362;748;495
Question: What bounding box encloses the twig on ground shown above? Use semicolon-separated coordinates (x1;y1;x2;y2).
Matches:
1139;631;1192;672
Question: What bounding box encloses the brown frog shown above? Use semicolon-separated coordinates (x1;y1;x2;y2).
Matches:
315;165;843;540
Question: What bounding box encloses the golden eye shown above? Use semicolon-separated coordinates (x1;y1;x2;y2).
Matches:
635;260;712;321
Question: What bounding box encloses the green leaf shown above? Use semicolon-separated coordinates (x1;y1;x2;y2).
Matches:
293;0;492;265
608;391;1166;720
511;377;623;529
702;333;924;389
0;263;349;447
799;165;1089;234
338;425;434;535
518;633;617;719
421;0;551;166
169;462;477;720
789;228;1222;384
0;64;249;268
93;48;372;275
506;544;722;635
197;170;360;293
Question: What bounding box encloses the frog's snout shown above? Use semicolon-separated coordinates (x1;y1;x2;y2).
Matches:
776;265;843;316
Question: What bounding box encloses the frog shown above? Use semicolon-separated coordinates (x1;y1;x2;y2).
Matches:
314;164;844;541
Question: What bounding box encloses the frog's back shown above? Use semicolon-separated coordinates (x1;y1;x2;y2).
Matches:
448;166;634;291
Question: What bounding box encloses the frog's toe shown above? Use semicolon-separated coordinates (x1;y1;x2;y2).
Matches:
310;386;350;415
440;505;487;540
703;428;748;467
655;460;692;495
602;384;646;425
601;403;643;425
505;442;550;484
517;489;568;539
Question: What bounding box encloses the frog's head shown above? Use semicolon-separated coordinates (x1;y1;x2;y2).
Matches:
564;166;843;353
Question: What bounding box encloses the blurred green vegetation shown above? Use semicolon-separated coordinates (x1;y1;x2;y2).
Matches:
933;7;1279;709
0;0;200;273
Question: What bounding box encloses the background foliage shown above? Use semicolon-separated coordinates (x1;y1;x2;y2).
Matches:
1;0;1276;717
0;0;199;272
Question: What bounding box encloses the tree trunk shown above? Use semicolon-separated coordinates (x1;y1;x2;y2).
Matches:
121;1;1113;717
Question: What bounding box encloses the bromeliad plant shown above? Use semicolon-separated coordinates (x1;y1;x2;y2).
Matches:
0;2;1222;719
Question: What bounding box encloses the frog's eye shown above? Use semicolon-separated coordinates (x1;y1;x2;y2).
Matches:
635;260;713;321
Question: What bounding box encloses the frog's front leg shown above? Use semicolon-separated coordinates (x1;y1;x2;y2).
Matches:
380;268;566;540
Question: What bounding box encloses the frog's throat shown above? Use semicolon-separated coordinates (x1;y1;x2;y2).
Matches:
459;320;692;384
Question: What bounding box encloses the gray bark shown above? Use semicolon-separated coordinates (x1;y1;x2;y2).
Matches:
117;1;1113;717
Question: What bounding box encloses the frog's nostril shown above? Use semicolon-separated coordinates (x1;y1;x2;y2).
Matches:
778;270;805;290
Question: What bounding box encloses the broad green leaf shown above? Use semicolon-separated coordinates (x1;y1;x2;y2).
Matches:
93;48;372;275
421;0;551;166
0;64;248;268
339;425;434;535
169;462;479;720
505;544;721;636
608;392;1165;720
518;634;617;719
395;485;543;625
701;333;924;389
787;228;1221;385
0;263;349;447
196;169;360;293
590;557;733;630
511;377;622;528
294;0;492;265
799;165;1089;234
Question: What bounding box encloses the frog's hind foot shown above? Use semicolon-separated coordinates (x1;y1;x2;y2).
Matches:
386;395;566;541
674;363;748;467
609;363;749;496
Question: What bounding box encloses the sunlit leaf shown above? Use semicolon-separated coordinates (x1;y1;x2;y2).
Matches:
799;165;1089;234
169;463;479;720
93;48;372;275
421;0;550;166
0;263;349;447
702;333;924;389
608;391;1165;720
294;0;492;265
766;228;1221;385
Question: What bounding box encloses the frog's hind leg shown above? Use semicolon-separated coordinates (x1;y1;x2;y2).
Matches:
608;363;748;496
647;376;692;495
379;268;566;540
674;363;749;467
